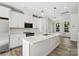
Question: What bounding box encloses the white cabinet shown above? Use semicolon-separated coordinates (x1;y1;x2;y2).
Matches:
33;18;49;34
24;12;33;23
10;34;22;48
38;18;48;34
0;6;10;18
33;17;38;28
48;19;54;33
9;10;25;28
23;34;60;56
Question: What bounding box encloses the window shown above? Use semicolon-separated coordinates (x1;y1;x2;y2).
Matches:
64;21;70;32
56;23;60;32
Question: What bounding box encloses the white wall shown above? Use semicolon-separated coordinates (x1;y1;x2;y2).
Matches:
53;14;71;37
70;14;78;41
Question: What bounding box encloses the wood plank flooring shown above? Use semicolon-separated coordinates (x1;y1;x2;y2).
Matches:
48;37;77;56
0;37;77;56
0;47;22;56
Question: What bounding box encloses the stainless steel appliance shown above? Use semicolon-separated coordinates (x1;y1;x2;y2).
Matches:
24;23;33;28
23;32;34;37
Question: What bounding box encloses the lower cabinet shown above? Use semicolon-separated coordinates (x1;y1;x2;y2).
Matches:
10;34;22;48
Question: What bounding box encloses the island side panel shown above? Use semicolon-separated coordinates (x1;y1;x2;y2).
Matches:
50;36;60;52
29;39;51;56
29;36;60;56
23;39;30;56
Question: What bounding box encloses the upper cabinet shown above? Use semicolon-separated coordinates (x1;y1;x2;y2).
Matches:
9;10;25;28
33;17;39;29
33;18;48;34
0;6;10;18
24;14;33;23
9;10;34;28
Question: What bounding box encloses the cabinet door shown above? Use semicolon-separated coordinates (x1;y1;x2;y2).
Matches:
10;34;19;48
18;34;22;46
10;34;22;48
18;14;25;28
38;18;48;34
33;18;38;28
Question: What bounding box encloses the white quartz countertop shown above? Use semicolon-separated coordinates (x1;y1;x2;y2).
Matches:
22;33;62;44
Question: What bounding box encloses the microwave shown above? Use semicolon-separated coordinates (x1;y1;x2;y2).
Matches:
24;23;33;28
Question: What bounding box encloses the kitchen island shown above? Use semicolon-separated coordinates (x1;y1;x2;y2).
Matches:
22;33;61;56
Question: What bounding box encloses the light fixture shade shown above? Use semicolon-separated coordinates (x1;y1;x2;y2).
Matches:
53;7;56;19
41;10;44;16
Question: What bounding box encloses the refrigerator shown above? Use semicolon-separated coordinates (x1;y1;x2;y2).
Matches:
0;18;9;53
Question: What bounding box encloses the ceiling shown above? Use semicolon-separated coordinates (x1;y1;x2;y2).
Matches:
1;2;78;19
21;2;78;18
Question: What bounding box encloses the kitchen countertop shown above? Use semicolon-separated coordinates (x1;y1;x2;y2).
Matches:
22;33;62;44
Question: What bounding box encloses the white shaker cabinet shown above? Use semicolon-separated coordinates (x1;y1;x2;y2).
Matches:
33;17;38;28
23;33;60;56
9;10;25;28
10;34;22;48
38;18;48;34
0;6;10;18
24;12;33;23
33;18;48;34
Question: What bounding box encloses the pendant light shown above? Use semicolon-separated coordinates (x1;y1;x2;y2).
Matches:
41;10;44;16
54;7;56;19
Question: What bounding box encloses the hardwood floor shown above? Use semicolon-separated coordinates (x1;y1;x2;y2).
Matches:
0;47;22;56
48;37;77;56
0;37;77;56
